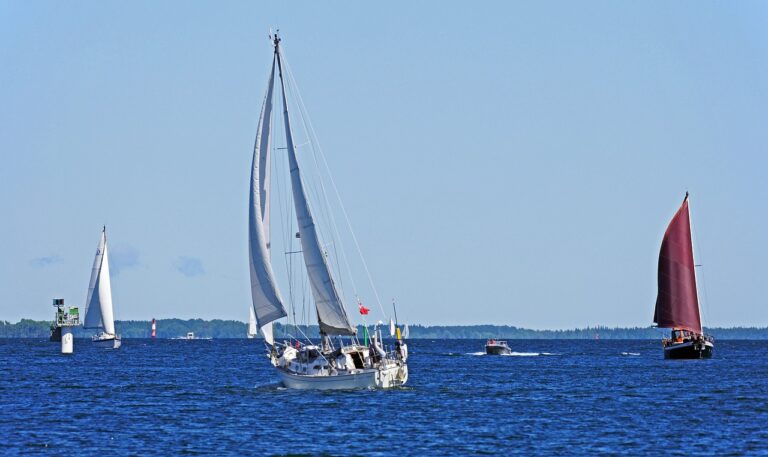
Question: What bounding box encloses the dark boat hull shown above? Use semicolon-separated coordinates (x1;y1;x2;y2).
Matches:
664;341;713;359
49;326;61;342
486;345;512;355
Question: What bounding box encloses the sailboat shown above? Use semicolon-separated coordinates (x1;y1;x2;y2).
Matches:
82;227;121;349
247;305;258;339
247;33;408;389
653;192;713;359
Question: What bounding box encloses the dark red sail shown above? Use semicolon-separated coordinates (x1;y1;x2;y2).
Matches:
653;194;702;333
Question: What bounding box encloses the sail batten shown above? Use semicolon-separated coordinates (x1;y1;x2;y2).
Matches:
249;55;288;331
653;194;702;333
275;45;355;336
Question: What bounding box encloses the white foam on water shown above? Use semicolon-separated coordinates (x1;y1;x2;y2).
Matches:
621;352;640;356
466;351;487;356
502;352;541;357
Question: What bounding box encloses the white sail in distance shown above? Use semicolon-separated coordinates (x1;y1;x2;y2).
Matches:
275;44;356;336
83;228;116;335
249;54;287;335
248;305;258;337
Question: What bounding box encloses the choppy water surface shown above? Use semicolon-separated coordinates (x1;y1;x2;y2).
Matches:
1;339;766;455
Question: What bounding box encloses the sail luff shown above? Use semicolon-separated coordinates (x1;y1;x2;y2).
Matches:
653;193;702;333
274;43;355;336
249;53;288;330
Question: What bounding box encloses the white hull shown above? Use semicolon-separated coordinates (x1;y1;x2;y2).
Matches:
276;364;408;390
92;334;121;349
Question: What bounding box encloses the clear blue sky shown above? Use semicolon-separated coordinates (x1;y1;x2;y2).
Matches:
1;1;766;328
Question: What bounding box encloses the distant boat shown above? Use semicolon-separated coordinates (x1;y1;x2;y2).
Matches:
82;227;121;349
247;306;258;339
485;339;512;355
173;332;211;340
247;33;408;389
653;193;714;359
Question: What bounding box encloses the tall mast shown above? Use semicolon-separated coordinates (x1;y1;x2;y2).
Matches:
248;32;287;341
687;192;705;333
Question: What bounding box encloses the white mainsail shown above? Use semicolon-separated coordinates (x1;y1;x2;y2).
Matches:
249;54;287;337
83;228;116;335
275;46;355;336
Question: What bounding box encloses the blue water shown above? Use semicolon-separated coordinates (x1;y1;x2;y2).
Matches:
1;339;766;455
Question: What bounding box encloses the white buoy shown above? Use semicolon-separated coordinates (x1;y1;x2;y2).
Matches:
61;327;74;354
52;298;80;354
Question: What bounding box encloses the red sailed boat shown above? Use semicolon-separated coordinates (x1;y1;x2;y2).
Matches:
653;193;714;359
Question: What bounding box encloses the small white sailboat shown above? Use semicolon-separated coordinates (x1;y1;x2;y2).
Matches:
247;33;408;390
82;227;121;349
247;305;258;339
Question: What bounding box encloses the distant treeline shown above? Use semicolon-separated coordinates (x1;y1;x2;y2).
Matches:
1;319;767;339
0;319;245;339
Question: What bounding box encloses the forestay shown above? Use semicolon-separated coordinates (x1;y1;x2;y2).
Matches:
275;44;356;336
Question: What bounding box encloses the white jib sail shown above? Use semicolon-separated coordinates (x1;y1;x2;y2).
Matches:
275;47;355;336
261;322;275;346
83;229;116;335
249;54;287;333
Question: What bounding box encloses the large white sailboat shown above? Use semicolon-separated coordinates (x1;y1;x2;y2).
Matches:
82;227;121;349
247;33;408;389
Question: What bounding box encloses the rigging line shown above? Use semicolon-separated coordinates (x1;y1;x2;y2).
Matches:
280;52;358;309
282;52;374;311
277;69;317;332
272;81;297;331
281;53;361;303
302;265;310;328
281;51;386;318
278;51;337;275
689;200;711;331
283;75;337;266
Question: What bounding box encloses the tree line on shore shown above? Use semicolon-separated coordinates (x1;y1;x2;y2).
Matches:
2;319;768;339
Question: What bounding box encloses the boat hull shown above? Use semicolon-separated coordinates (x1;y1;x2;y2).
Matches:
664;341;713;359
93;335;121;350
276;364;408;390
486;344;512;355
49;327;62;342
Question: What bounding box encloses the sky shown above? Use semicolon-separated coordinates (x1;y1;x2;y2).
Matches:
1;1;767;329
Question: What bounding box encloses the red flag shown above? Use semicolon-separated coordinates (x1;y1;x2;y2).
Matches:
358;303;370;315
